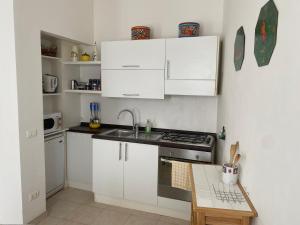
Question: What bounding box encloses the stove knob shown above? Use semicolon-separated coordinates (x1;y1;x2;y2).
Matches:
196;155;200;160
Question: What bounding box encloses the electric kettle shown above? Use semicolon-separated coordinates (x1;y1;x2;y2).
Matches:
43;74;58;93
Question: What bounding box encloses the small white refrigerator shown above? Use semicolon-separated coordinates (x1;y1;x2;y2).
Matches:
44;134;65;198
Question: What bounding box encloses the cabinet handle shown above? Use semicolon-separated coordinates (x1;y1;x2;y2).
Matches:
123;94;140;97
125;143;128;161
119;142;122;161
166;60;170;79
122;65;140;68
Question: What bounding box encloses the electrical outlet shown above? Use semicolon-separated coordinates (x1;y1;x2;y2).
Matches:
28;191;40;201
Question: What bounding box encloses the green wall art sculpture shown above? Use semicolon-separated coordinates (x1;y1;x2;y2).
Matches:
254;0;279;67
234;26;246;71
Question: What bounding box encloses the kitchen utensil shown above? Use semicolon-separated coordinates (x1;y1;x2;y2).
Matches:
229;141;239;165
80;53;91;61
232;154;241;166
43;74;58;93
92;41;98;61
131;26;150;40
88;79;101;90
89;102;101;129
179;22;200;38
230;144;237;164
71;46;79;61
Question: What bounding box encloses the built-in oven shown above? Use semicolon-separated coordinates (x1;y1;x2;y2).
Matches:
158;146;214;202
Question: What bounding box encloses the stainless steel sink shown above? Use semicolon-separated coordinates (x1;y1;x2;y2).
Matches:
101;129;162;141
101;129;134;137
127;132;163;141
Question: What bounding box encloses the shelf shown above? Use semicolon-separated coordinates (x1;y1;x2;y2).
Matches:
43;93;62;96
64;90;102;95
44;128;69;138
41;31;95;46
42;55;62;61
62;61;101;65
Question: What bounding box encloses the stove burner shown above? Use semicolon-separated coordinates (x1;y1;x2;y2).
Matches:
161;132;213;147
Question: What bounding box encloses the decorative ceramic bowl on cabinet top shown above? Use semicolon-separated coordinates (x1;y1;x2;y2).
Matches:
131;26;150;40
179;22;200;38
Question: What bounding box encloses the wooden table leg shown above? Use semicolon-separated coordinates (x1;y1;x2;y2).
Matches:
199;212;205;225
242;217;250;225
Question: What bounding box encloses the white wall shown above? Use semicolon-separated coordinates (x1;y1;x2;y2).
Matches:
13;0;94;222
0;1;23;223
218;0;300;224
88;0;224;132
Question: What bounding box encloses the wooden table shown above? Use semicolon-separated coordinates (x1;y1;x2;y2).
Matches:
190;164;257;225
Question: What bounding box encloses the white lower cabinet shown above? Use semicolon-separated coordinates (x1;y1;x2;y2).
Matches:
93;139;124;198
93;139;158;206
67;132;93;191
123;142;158;205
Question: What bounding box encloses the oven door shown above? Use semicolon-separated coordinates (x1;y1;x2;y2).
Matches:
158;157;192;202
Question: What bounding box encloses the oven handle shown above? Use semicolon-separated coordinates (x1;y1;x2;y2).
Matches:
160;158;174;163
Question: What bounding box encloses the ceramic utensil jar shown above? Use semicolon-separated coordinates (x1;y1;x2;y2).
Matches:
222;163;239;185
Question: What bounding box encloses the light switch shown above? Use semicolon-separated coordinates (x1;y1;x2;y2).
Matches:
26;129;38;138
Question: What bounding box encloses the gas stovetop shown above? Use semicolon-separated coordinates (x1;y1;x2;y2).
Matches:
160;132;214;147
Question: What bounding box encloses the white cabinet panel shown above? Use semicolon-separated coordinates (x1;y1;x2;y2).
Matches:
93;139;124;199
123;143;158;206
45;135;65;195
101;39;165;70
67;132;92;191
165;36;219;80
102;70;164;99
165;80;217;96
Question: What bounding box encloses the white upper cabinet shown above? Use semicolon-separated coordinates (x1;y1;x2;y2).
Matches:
102;70;164;99
101;39;165;70
165;36;220;96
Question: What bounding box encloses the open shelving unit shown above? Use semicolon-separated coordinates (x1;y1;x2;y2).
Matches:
63;61;101;65
41;31;102;128
43;93;62;96
42;55;62;61
64;90;102;95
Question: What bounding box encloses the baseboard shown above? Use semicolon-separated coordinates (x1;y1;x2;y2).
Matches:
29;211;47;224
67;181;92;192
95;194;190;221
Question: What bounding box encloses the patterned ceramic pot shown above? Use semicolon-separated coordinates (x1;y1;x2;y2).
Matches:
179;22;200;38
222;163;239;185
131;26;150;40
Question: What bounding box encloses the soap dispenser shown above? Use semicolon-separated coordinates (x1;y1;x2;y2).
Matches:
145;119;152;134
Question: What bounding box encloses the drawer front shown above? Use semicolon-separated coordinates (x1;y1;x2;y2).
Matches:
102;70;165;99
101;39;165;70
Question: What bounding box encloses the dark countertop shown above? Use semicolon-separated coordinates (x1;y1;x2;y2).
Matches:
68;123;216;152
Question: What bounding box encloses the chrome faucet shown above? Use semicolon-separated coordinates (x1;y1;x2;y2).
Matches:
117;109;139;137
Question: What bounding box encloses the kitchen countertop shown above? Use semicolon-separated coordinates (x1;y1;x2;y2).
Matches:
68;123;216;151
190;164;257;224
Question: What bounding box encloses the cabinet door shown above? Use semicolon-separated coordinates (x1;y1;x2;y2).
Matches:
93;139;124;199
124;143;158;205
166;36;219;80
101;39;165;70
67;132;92;191
102;70;164;99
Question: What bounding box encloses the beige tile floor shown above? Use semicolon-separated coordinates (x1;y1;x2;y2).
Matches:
35;188;190;225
